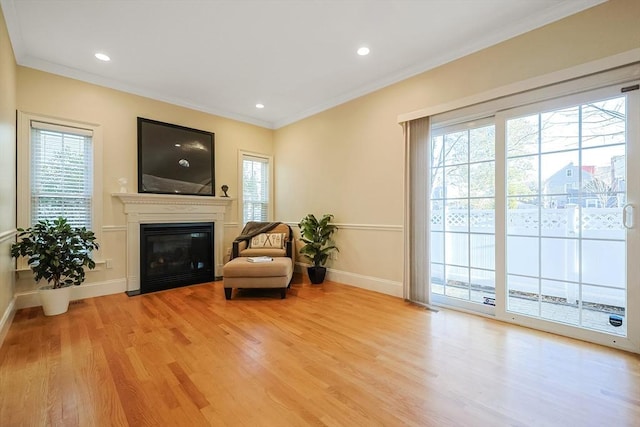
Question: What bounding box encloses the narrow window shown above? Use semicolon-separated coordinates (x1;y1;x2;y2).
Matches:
241;153;271;224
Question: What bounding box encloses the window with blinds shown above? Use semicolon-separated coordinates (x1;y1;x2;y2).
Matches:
30;121;93;228
242;154;270;224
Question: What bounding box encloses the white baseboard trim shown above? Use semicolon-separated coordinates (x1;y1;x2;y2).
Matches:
0;298;16;348
295;262;402;297
15;278;127;310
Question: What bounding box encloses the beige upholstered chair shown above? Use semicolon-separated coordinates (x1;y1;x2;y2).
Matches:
223;222;295;299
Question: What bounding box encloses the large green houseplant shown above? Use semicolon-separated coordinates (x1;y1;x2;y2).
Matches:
11;217;99;315
298;213;338;284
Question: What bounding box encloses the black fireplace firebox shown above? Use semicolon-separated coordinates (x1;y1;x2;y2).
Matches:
140;222;214;294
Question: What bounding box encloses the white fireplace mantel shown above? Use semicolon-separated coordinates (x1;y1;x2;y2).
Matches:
113;193;233;293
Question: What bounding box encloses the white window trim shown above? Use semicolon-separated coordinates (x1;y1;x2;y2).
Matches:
17;112;104;269
237;150;273;225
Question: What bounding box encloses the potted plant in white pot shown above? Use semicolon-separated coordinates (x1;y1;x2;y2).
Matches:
298;213;338;284
10;217;99;316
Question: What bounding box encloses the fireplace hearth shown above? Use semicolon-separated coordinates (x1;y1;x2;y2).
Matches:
140;222;214;293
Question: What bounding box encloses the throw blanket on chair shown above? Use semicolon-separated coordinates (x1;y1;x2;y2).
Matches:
234;221;292;243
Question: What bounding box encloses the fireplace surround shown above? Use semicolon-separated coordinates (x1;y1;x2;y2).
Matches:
113;193;232;295
140;222;214;293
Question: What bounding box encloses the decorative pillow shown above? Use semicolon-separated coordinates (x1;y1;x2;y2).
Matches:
250;233;285;249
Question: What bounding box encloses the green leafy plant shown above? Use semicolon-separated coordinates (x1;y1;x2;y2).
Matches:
10;217;100;289
298;213;338;267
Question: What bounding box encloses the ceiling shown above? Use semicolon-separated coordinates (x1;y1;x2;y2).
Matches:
1;0;605;129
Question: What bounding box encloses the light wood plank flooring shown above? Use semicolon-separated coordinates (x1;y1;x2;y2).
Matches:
1;276;639;426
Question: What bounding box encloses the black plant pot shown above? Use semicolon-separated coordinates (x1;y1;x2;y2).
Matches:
307;266;326;284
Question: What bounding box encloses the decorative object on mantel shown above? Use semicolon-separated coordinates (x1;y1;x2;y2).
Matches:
118;177;128;193
221;184;229;197
298;213;338;284
10;217;99;316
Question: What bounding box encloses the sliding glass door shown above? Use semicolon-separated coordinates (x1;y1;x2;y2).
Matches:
500;85;638;347
429;81;640;351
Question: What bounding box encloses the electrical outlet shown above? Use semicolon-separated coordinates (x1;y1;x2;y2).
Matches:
105;259;113;269
330;251;338;261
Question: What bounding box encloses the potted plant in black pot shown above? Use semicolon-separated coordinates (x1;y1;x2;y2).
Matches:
10;217;99;316
298;213;338;284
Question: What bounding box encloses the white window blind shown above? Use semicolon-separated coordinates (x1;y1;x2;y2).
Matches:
242;154;270;223
30;120;93;228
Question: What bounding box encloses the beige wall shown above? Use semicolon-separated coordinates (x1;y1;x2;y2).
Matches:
274;0;640;295
0;5;17;338
15;67;274;294
4;0;640;302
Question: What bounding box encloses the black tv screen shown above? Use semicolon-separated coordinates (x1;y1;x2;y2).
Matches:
137;118;215;196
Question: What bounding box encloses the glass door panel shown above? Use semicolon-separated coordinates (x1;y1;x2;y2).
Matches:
505;92;629;336
430;121;496;312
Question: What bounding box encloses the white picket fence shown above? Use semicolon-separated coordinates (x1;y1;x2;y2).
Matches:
431;207;625;307
432;207;623;234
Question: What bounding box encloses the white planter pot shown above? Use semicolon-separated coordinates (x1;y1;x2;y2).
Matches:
38;285;71;316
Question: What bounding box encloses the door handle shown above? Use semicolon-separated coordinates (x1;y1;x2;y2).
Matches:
623;204;633;229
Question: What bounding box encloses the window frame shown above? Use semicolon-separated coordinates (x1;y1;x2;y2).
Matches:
16;112;103;268
428;74;639;352
496;83;638;350
238;150;273;225
430;117;497;315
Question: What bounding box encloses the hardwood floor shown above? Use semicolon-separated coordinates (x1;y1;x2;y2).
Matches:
1;276;639;426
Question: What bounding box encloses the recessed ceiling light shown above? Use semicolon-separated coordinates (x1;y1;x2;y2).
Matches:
95;52;110;62
256;103;265;109
357;47;370;56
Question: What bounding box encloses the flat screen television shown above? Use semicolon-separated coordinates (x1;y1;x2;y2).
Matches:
137;117;215;196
